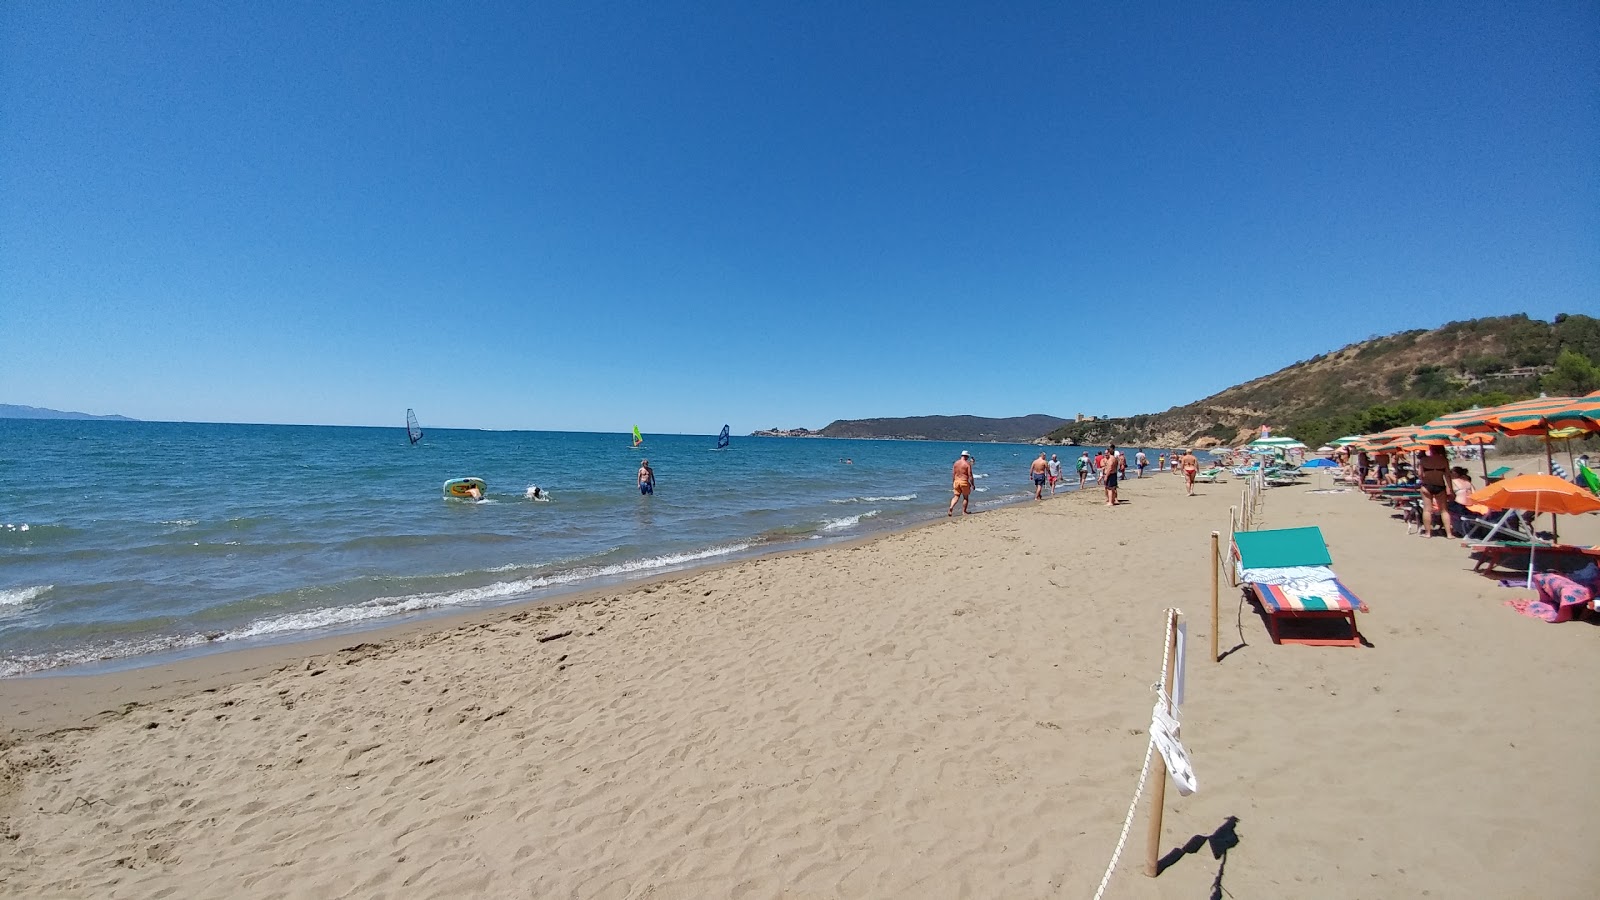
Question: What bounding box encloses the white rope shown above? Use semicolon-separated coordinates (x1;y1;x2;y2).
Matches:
1090;609;1179;900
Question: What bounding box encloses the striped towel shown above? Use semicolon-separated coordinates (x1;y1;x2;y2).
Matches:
1552;461;1570;481
1252;580;1368;614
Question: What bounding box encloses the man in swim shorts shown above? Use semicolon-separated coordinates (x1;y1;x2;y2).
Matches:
1077;452;1090;485
1101;445;1120;506
949;450;974;515
1180;449;1200;496
1030;452;1050;500
1135;450;1147;477
638;460;655;495
1047;454;1062;494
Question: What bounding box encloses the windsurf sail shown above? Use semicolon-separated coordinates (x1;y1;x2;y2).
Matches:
406;409;423;445
716;424;730;450
632;425;644;448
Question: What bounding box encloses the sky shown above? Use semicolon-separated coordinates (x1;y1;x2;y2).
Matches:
2;2;1596;433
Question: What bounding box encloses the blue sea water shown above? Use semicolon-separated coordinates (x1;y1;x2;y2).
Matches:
0;420;1193;676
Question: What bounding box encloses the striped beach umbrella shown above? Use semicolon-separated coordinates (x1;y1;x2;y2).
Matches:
1487;394;1600;436
1449;397;1573;435
1352;427;1413;450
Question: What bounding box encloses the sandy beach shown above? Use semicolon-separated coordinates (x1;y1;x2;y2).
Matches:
3;459;1598;898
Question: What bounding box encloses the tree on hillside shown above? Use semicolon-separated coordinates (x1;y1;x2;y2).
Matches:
1542;349;1600;396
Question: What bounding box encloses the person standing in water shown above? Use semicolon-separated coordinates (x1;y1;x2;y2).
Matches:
1047;454;1062;495
1135;450;1148;477
638;459;655;495
949;450;974;516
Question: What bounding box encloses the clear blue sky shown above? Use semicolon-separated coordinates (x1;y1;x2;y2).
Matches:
3;2;1596;432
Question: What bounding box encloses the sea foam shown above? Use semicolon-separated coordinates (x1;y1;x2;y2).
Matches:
0;585;51;608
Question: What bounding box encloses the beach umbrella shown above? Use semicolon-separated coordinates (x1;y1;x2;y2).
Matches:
1468;474;1600;584
1300;456;1339;488
1483;395;1600;436
1330;435;1362;447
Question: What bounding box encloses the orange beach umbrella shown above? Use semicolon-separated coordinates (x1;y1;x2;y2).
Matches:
1468;474;1600;583
1469;474;1600;516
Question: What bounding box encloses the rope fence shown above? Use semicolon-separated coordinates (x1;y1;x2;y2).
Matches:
1091;608;1191;899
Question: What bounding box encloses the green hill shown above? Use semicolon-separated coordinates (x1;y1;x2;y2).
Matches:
816;414;1069;443
1043;313;1600;449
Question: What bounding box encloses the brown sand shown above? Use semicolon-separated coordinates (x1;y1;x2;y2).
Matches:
2;459;1597;898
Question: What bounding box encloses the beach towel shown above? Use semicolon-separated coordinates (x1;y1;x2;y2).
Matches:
1505;572;1595;623
1251;580;1368;614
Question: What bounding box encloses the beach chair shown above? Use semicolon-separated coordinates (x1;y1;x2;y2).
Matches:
1484;466;1513;484
1457;509;1536;545
1466;542;1600;575
1192;467;1225;483
1234;526;1368;647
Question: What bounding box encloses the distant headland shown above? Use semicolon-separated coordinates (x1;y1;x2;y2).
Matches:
0;404;137;421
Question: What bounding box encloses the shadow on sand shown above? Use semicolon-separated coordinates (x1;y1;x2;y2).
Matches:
1157;815;1240;898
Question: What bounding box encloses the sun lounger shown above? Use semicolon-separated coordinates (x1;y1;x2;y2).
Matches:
1457;509;1536;545
1465;542;1600;575
1192;468;1225;483
1233;526;1367;647
1485;466;1513;484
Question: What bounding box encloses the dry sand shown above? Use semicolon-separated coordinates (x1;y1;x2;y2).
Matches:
2;457;1598;898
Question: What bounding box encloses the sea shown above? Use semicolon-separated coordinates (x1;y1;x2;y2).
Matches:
0;420;1197;677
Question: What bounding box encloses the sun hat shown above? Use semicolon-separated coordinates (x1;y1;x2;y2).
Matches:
960;450;970;457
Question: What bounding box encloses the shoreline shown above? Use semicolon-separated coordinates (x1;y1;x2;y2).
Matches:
0;478;1044;686
4;462;1595;897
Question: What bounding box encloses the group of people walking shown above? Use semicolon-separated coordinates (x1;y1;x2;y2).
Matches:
950;445;1199;516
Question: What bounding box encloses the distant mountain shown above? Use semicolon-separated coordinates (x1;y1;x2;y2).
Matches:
1042;312;1600;449
813;414;1070;443
0;404;136;421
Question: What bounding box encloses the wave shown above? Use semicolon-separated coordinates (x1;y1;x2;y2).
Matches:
0;585;51;608
820;511;880;532
0;543;753;676
827;494;916;504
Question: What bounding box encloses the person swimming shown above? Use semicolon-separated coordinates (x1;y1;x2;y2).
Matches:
525;485;549;501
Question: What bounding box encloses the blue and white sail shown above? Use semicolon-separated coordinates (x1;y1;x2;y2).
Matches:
716;424;730;450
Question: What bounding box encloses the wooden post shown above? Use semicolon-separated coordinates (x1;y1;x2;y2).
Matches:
1210;531;1220;663
1144;610;1179;876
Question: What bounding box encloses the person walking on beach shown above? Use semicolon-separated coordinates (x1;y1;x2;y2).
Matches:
1135;450;1148;477
1180;449;1199;496
1100;445;1120;506
1030;452;1050;500
1078;452;1091;485
1047;454;1062;495
638;459;655;495
949;450;974;516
